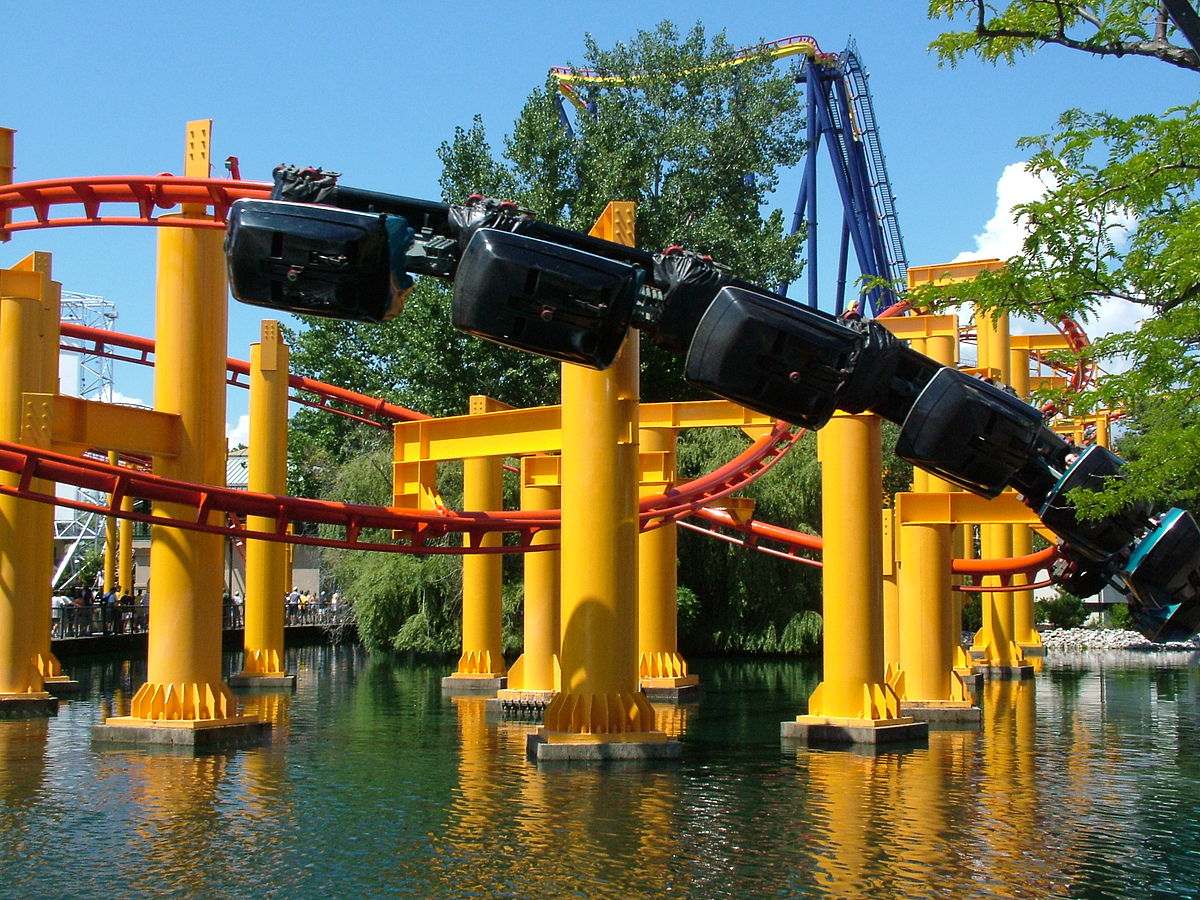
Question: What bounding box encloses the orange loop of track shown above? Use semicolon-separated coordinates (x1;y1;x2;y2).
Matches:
0;176;271;233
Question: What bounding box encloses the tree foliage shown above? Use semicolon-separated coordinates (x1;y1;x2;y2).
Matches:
917;3;1200;517
928;1;1200;72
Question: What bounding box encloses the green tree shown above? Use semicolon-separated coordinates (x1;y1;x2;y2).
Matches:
918;2;1200;517
436;21;806;399
928;2;1200;72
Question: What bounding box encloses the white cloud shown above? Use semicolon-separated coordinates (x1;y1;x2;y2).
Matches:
226;414;250;450
951;163;1145;350
953;161;1049;264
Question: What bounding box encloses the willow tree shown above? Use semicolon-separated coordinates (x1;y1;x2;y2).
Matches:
917;2;1200;517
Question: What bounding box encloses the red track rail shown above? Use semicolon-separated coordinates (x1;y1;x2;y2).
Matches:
0;176;270;234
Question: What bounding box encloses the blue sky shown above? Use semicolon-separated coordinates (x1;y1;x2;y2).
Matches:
4;1;1197;444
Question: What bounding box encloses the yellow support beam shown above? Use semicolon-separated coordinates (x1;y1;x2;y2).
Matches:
394;399;771;467
1009;334;1074;352
1028;376;1068;393
639;400;775;430
20;393;181;457
878;314;959;344
895;491;1041;527
906;259;1004;287
392;399;773;510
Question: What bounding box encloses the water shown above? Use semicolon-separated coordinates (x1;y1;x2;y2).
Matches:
2;648;1200;899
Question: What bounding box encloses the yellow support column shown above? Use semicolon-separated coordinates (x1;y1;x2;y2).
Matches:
638;426;699;701
444;396;508;693
119;497;134;598
1009;345;1043;656
0;127;12;240
784;412;925;747
530;202;678;761
231;321;294;689
0;264;55;715
895;513;978;724
890;317;978;723
104;451;119;595
493;455;561;717
971;304;1032;677
14;252;72;692
96;120;267;747
882;508;902;683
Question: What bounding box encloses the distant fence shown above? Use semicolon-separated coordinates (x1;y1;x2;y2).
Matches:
52;602;353;640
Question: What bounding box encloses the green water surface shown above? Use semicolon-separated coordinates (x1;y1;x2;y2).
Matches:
1;647;1198;899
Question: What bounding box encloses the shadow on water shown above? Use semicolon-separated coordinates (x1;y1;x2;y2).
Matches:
0;646;1197;898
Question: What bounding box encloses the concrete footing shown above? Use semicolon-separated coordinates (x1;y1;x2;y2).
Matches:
43;677;82;697
640;677;703;704
228;673;297;690
782;716;928;748
441;674;507;695
900;701;982;728
93;716;271;751
956;668;984;696
0;695;58;719
526;729;682;762
1018;642;1047;658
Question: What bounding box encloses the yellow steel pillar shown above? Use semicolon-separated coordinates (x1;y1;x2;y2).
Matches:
784;412;924;746
15;252;70;689
531;202;677;761
971;305;1030;674
97;120;266;746
104;451;119;594
638;426;699;700
882;509;901;681
445;396;507;691
0;127;12;240
896;514;977;723
119;496;134;595
0;263;54;714
231;320;294;688
494;455;561;713
1008;345;1043;655
893;322;977;721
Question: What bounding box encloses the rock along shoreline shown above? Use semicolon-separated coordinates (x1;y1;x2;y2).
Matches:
1037;627;1200;653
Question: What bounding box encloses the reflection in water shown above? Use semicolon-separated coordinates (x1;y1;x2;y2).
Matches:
0;648;1198;897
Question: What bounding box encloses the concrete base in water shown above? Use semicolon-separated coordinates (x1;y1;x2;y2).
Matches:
900;701;982;728
782;716;928;748
527;729;683;762
0;695;58;718
1019;642;1047;658
44;677;82;697
956;668;984;696
228;673;297;690
441;675;507;695
977;663;1036;680
640;677;703;704
93;716;271;750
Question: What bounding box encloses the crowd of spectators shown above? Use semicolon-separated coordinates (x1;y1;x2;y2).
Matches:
52;586;147;638
52;585;347;637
